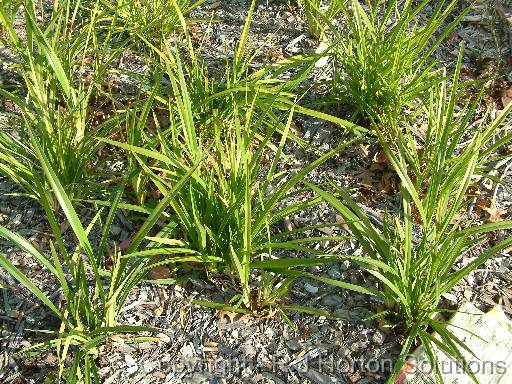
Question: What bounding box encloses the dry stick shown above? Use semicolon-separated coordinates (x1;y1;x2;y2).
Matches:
356;202;422;245
492;156;512;201
468;157;512;215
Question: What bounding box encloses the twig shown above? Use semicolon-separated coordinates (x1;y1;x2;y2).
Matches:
492;157;512;201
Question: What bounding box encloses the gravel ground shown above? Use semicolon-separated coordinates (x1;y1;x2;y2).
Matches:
1;0;512;383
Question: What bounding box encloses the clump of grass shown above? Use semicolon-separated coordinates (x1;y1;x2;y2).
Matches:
116;0;361;204
151;0;322;138
297;0;344;39
328;0;469;132
0;129;201;383
99;0;206;46
104;52;349;314
0;0;128;206
311;53;512;382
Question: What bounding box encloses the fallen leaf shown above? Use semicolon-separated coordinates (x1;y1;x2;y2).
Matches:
31;239;40;250
358;143;370;156
271;47;284;62
501;85;512;107
179;307;187;327
154;306;164;317
355;170;375;188
118;237;132;252
218;310;239;325
153;371;166;379
487;206;507;223
449;212;463;225
378;171;398;195
418;123;428;135
372;148;388;165
60;220;70;233
8;310;22;319
476;198;507;222
208;1;220;9
393;361;416;384
290;121;303;135
44;353;58;365
149;265;171;280
203;341;218;353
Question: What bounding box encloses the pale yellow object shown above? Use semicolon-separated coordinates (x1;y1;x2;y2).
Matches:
400;302;512;384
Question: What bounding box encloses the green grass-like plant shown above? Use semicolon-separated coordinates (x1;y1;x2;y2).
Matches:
103;45;352;314
0;129;203;383
298;0;344;39
115;0;363;204
311;53;512;382
99;0;207;46
0;0;128;205
328;0;469;131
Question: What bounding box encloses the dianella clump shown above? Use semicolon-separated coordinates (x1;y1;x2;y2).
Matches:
104;47;350;314
0;0;129;206
328;0;468;133
0;129;202;383
312;53;512;382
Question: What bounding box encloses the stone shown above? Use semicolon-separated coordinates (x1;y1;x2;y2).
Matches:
118;343;136;354
156;332;171;343
110;224;121;236
186;372;212;384
372;330;385;345
327;265;341;279
350;341;368;352
125;354;136;366
321;294;344;307
286;339;302;352
304;283;319;294
180;343;195;358
241;343;257;357
301;368;335;384
127;364;138;375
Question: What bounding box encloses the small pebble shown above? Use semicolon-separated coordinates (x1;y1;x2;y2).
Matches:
321;294;344;307
304;283;319;294
157;332;171;343
126;364;138;375
124;354;136;366
372;330;385;345
241;343;257;356
110;224;121;236
286;339;302;352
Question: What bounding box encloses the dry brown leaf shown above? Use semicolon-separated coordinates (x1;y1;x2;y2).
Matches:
393;361;416;384
208;1;221;9
149;265;171;280
476;198;507;222
218;310;238;325
449;212;463;225
179;307;187;327
203;341;218;353
118;237;132;252
372;148;388;165
153;371;166;379
486;206;507;223
378;171;397;195
60;220;70;234
31;239;40;250
355;170;375;188
418;123;428;135
501;85;512;107
44;353;58;365
271;47;284;62
290;121;303;135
